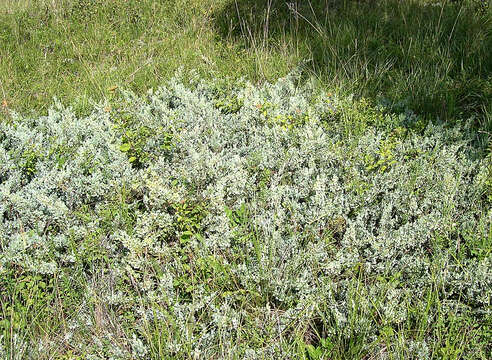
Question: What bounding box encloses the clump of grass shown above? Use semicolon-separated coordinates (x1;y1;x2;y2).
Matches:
219;0;492;124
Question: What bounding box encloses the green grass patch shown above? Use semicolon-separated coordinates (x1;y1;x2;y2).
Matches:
0;0;490;125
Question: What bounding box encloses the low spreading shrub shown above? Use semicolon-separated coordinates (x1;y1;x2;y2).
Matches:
0;75;490;359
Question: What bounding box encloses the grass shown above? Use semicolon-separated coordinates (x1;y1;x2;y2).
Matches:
0;0;490;125
224;0;492;123
0;0;297;117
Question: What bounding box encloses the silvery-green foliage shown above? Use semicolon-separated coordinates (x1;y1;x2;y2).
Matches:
1;75;490;358
0;102;134;274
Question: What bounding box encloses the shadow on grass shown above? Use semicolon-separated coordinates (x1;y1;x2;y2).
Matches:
214;0;492;126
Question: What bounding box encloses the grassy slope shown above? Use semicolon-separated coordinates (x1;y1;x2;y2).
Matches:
0;0;491;124
0;0;296;116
